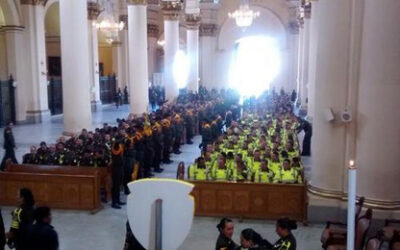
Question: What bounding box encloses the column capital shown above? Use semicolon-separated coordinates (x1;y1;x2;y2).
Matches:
147;23;159;38
20;0;46;5
288;20;300;34
161;1;183;21
119;15;128;30
185;14;201;30
127;0;147;5
87;2;100;20
199;23;217;37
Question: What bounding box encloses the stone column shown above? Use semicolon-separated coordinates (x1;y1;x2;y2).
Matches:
147;23;159;82
20;0;51;123
87;1;102;111
112;41;124;90
306;1;320;121
356;0;400;209
3;26;27;122
289;30;300;93
147;1;160;82
199;23;217;90
118;14;129;90
185;14;200;93
308;0;354;197
60;0;92;133
199;0;219;90
127;0;149;114
299;3;311;107
0;29;7;81
161;0;182;102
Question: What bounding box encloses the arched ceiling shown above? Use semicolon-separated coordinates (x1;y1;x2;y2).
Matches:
44;1;110;44
44;2;60;37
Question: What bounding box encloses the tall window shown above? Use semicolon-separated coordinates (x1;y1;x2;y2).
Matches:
229;36;281;98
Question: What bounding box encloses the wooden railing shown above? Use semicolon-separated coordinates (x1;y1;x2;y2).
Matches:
0;162;107;212
189;181;308;224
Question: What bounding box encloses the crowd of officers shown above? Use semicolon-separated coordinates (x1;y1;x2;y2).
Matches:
189;91;304;184
21;87;242;208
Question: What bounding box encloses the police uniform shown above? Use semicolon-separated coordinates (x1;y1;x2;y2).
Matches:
185;110;194;144
162;119;172;164
152;123;163;172
201;123;212;152
22;153;38;164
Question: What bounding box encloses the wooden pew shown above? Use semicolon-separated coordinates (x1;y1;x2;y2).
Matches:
6;163;109;192
189;181;308;224
0;171;101;212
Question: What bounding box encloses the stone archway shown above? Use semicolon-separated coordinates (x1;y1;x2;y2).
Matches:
216;5;289;91
44;1;63;115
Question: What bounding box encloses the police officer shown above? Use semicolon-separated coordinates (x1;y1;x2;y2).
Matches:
123;138;135;194
162;118;172;164
36;142;48;164
111;139;125;209
185;109;194;144
54;143;67;165
261;218;297;250
0;122;17;171
201;120;212;153
142;123;154;178
22;146;39;164
152;122;164;173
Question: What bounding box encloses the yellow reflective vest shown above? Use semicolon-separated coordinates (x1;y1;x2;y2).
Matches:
280;168;300;184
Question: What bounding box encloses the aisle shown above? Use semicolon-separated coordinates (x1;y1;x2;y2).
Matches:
154;135;202;179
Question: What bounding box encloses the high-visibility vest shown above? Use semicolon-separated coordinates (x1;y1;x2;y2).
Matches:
288;150;299;159
188;164;197;180
195;168;207;180
280;168;298;183
213;168;228;181
11;208;23;229
269;161;281;173
255;169;274;183
250;160;261;174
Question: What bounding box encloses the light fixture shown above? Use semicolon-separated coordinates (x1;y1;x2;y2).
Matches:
157;39;165;47
228;0;260;28
94;0;124;44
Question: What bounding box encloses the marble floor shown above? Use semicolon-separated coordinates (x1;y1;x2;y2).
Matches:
0;104;322;250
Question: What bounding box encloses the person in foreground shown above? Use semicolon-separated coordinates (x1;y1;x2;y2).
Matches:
236;228;264;250
6;188;35;250
264;217;297;250
216;217;238;250
27;206;58;250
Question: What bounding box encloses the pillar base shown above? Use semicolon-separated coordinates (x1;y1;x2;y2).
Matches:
91;100;102;112
308;193;400;224
307;185;400;223
25;110;51;124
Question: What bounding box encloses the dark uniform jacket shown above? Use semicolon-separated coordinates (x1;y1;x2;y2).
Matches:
263;233;296;250
0;208;5;250
27;222;58;250
22;154;38;164
3;128;15;150
216;234;238;250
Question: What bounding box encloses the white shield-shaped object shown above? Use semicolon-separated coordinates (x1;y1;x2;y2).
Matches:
127;179;195;250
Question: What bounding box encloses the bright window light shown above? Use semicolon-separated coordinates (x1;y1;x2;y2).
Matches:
173;50;189;89
229;36;281;98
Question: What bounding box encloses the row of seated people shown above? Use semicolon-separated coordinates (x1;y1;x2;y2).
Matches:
20;88;241;180
190;107;304;183
188;153;302;183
